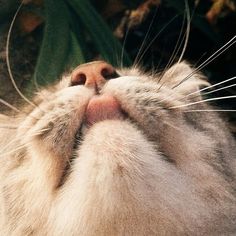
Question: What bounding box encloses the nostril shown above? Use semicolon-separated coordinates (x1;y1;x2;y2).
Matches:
70;61;119;87
101;68;120;80
71;73;86;86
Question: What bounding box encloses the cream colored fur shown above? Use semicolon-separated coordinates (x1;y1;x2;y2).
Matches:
0;62;236;235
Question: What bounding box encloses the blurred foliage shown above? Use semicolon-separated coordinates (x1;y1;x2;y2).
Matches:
34;0;132;86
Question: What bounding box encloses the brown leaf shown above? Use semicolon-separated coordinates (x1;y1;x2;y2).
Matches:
114;0;161;38
128;0;161;28
206;0;236;24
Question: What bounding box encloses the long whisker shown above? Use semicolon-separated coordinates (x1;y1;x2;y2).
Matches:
133;6;159;67
163;121;183;132
0;98;22;113
155;77;236;110
33;71;42;92
0;123;44;130
0;98;41;121
190;83;236;100
6;2;37;108
0;126;18;129
158;0;191;83
172;35;236;89
39;108;77;121
0;146;25;157
183;109;236;112
169;95;236;109
134;14;180;68
0;126;51;156
183;76;236;99
0;134;25;155
151;77;236;109
192;52;208;68
120;22;131;69
176;0;191;64
162;11;186;75
197;35;236;68
190;38;236;74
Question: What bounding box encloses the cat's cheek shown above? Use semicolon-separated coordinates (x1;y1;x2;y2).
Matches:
15;86;95;189
18;86;94;137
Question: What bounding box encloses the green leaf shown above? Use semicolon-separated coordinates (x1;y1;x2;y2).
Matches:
66;0;132;67
33;0;71;87
65;31;86;70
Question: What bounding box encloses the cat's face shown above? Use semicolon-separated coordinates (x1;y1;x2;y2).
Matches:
1;61;236;235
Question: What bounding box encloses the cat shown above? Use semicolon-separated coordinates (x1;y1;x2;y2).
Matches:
0;59;236;235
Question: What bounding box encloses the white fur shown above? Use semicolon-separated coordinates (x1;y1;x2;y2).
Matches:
0;62;236;235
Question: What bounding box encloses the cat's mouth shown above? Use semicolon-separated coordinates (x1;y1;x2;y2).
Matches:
85;94;125;126
59;94;127;185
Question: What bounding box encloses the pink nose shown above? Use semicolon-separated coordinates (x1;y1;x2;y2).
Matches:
71;61;117;87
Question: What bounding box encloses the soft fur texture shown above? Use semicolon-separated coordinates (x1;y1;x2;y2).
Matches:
0;62;236;235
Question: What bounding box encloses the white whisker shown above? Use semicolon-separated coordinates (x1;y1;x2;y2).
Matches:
159;9;187;81
0;132;26;153
0;126;18;129
0;126;51;157
0;143;23;157
133;6;159;67
177;82;236;103
33;72;42;93
6;2;37;108
153;79;236;107
0;98;41;121
120;23;130;68
177;0;191;64
134;14;180;68
184;109;236;112
159;0;191;83
193;39;236;72
193;83;236;99
192;52;208;68
163;121;183;132
184;76;236;99
0;99;22;113
170;95;236;109
172;35;236;89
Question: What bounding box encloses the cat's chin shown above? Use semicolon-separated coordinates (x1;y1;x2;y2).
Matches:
85;94;125;125
78;120;151;160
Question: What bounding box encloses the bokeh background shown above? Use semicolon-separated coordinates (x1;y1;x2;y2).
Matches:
0;0;235;130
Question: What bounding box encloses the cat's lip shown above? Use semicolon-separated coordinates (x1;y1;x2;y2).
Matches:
84;95;125;126
64;95;128;185
71;95;127;162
